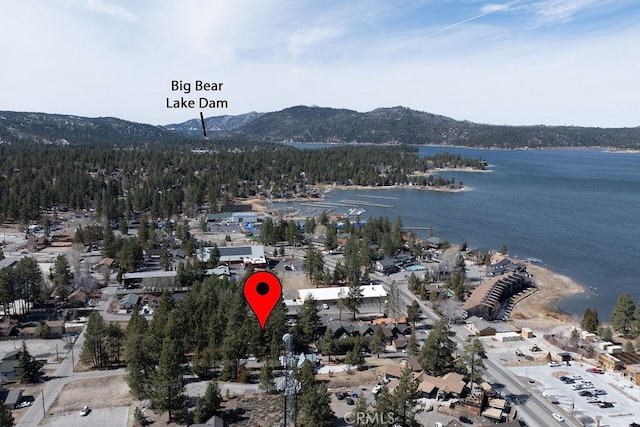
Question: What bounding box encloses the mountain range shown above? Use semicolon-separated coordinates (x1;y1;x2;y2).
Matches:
1;106;639;149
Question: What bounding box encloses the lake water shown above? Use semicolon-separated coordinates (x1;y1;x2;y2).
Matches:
283;144;640;320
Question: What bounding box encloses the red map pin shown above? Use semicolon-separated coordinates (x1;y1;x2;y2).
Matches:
244;271;282;329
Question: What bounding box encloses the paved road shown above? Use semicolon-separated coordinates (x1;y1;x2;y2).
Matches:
17;285;126;427
386;274;580;427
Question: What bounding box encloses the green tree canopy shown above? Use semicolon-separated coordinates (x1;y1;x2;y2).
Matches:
611;293;635;336
419;319;456;376
17;341;43;383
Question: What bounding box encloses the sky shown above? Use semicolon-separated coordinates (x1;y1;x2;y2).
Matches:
1;0;639;127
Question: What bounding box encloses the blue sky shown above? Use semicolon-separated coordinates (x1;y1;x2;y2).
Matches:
1;0;639;127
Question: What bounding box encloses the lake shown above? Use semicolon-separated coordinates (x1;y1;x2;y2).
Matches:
282;144;640;320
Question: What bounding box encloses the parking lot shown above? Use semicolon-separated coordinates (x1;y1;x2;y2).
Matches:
507;363;640;426
42;406;129;427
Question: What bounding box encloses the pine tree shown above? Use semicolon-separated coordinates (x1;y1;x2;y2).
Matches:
150;336;185;421
456;337;486;387
17;341;42;383
632;302;640;338
298;382;335;427
345;347;364;371
345;281;363;320
419;319;456;376
581;307;599;333
352;396;372;426
369;326;386;358
318;328;337;364
611;293;635;337
407;300;421;328
373;386;394;424
623;340;635;354
0;404;14;427
298;295;321;345
125;310;154;399
406;330;419;357
390;364;421;427
80;311;106;368
387;281;403;321
259;359;276;394
200;381;223;419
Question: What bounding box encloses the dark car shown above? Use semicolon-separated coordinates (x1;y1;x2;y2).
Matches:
599;402;614;408
345;397;355;405
335;391;346;400
459;415;473;424
579;390;593;397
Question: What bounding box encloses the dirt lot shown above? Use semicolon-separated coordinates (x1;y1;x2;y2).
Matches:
48;375;132;416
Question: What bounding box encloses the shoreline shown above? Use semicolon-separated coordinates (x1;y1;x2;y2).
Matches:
508;261;585;333
285;142;640;154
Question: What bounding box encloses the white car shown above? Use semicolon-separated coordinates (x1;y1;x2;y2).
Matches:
552;412;564;422
322;303;329;309
15;401;32;409
372;385;382;395
80;406;90;416
549;362;562;367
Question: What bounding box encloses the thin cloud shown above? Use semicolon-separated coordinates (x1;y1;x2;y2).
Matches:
83;0;136;22
529;0;597;25
426;0;520;38
289;26;345;56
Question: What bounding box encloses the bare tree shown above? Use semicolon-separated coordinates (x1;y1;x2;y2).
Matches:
100;264;112;286
439;299;466;323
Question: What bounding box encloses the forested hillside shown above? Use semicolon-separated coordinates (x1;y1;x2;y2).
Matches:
0;143;482;224
219;106;640;149
0;111;189;147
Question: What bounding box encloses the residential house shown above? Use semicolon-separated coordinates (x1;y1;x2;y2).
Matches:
392;335;408;351
375;258;399;275
465;316;497;337
383;364;404;380
415;371;466;399
404;357;422;372
423;237;445;249
0;349;21;381
118;294;140;311
46;320;65;338
336;233;351;246
141;294;161;310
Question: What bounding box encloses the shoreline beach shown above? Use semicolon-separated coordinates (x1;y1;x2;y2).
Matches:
508;262;585;333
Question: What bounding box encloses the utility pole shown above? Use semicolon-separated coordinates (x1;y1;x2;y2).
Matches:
41;389;46;418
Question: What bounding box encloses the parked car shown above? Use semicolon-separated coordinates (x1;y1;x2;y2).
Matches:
549;362;562;367
586;367;604;374
552;413;564;422
15;401;33;409
599;402;614;408
459;415;473;424
80;406;90;416
322;303;329;309
594;389;607;395
335;391;346;400
345;397;355;405
579;390;593;397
